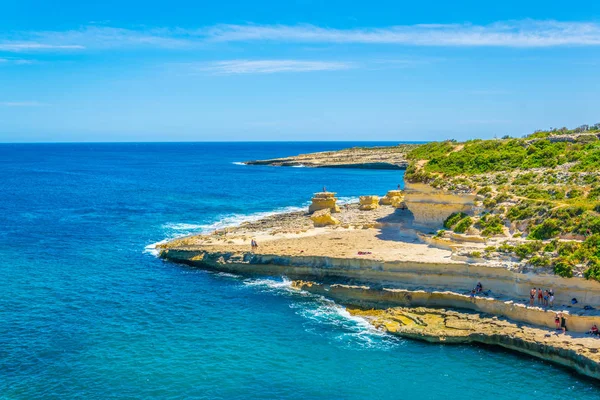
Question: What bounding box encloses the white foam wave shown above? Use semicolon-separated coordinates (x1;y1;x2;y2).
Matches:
163;223;206;231
231;162;246;166
242;277;399;349
144;239;168;256
243;276;293;290
213;272;242;278
144;204;308;257
291;164;305;168
337;196;359;205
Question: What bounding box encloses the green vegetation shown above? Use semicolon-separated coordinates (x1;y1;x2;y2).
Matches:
454;217;473;233
443;212;472;234
405;123;600;281
478;214;504;236
528;219;561;240
406;126;600;180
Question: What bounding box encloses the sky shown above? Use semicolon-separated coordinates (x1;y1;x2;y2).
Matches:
1;0;599;142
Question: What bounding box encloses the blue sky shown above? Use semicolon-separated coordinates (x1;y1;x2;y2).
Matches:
1;0;599;142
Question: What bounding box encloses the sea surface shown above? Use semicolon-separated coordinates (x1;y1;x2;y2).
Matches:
1;142;599;399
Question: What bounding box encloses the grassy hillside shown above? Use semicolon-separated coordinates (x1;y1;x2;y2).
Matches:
404;124;600;281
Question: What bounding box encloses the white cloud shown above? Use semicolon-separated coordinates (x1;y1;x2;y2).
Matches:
204;20;600;47
1;20;600;53
0;43;84;52
0;101;47;107
197;59;355;74
0;57;34;65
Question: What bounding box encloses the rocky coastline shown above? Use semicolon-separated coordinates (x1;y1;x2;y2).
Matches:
159;141;600;381
244;144;418;169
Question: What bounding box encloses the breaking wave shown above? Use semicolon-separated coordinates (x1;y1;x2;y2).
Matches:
243;277;401;350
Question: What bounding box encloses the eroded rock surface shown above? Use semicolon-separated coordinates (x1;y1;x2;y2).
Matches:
347;306;600;380
310;209;340;227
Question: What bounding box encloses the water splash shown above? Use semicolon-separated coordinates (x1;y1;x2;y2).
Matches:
243;277;400;350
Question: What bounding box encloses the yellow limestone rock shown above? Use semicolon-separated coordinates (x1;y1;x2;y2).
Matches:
359;195;380;211
403;182;475;228
310;208;340;227
380;190;407;209
309;192;341;213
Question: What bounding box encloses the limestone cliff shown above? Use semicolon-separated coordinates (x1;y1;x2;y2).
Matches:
403;182;476;229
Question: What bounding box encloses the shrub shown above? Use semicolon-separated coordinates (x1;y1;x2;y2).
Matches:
557;241;580;257
528;219;561;240
588;187;600;200
443;212;467;229
478;186;492;196
543;240;558;253
479;214;504;236
567;188;583;199
529;255;551;267
497;243;515;253
513;173;538;185
494;192;511;204
584;261;600;282
514;241;543;259
454;217;473;233
553;259;574;278
507;202;550;221
483;197;497;208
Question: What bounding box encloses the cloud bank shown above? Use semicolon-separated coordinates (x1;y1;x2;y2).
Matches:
198;59;354;74
205;21;600;47
1;20;600;52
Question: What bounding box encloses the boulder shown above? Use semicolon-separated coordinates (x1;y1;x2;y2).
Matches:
310;208;340;227
379;190;402;205
309;192;341;213
380;190;407;209
359;195;380;211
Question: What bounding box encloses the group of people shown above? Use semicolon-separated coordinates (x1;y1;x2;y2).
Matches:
469;282;484;298
250;238;259;251
588;324;599;336
529;287;554;307
554;313;568;332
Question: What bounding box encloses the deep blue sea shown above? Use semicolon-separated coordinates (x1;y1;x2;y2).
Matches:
1;142;599;399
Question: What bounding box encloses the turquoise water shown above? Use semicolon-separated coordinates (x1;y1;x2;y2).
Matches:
1;142;599;399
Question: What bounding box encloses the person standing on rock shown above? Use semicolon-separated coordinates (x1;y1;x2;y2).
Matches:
560;314;568;333
537;288;543;305
530;288;536;307
554;313;561;329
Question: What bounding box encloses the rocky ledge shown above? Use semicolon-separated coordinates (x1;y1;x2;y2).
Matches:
350;306;600;380
244;144;419;169
291;280;600;380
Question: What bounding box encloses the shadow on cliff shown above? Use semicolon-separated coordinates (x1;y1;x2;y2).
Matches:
374;208;425;243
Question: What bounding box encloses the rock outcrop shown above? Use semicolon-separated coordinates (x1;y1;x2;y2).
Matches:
359;196;379;211
347;306;600;381
403;182;475;229
308;192;341;213
379;190;406;209
310;209;340;227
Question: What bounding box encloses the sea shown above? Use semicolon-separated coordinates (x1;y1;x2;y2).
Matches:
1;142;599;399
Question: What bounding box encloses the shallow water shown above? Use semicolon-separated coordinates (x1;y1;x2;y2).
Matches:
1;142;599;399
